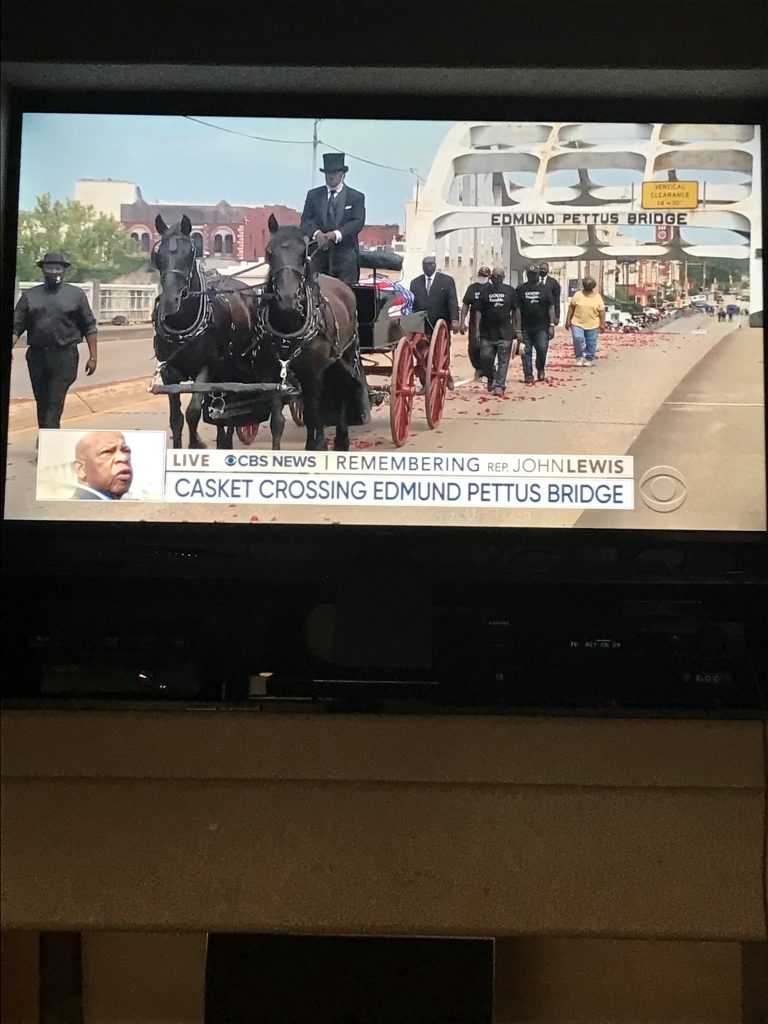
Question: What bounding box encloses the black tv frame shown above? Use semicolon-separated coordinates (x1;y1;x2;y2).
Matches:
2;68;767;584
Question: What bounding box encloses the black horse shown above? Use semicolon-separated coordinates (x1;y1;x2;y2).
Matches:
260;214;368;451
151;213;256;449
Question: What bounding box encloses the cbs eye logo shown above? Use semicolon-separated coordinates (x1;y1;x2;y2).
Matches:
638;465;688;513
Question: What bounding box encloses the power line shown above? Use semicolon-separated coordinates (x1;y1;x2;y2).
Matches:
183;115;312;145
183;116;424;180
319;138;425;181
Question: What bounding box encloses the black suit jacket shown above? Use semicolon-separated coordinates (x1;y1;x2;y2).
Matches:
409;272;459;328
71;486;117;500
541;275;562;323
300;184;366;253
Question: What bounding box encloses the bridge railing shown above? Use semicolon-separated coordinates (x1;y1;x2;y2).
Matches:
14;281;158;323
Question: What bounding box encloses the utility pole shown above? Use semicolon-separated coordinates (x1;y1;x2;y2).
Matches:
472;174;478;274
311;119;321;187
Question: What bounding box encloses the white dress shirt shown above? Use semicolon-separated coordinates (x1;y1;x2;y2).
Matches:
313;186;344;244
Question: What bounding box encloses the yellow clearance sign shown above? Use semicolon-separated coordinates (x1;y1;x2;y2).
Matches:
641;180;699;210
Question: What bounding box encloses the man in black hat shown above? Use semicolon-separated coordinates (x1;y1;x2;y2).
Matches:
300;153;366;286
12;251;98;433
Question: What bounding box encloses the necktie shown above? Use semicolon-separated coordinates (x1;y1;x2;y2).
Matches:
327;190;337;225
426;277;432;294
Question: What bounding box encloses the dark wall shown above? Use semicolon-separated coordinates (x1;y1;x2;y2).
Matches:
2;0;767;68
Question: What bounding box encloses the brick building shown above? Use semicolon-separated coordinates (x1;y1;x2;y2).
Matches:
120;192;401;263
359;224;401;249
120;197;301;262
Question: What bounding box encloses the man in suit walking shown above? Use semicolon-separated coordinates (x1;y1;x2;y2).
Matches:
409;256;460;390
538;262;562;326
300;152;365;287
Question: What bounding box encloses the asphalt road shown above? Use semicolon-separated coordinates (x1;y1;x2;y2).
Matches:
7;312;763;531
576;324;765;531
11;327;156;399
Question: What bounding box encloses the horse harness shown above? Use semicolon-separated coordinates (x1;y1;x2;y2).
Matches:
152;257;260;384
253;274;350;368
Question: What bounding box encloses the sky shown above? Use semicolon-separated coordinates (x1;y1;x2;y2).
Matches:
17;115;450;224
16;115;755;246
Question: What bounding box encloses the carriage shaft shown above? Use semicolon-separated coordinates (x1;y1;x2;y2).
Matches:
151;382;299;396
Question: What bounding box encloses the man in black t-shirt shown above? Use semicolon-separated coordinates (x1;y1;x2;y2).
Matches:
12;250;98;435
459;265;491;378
516;264;556;384
474;266;521;396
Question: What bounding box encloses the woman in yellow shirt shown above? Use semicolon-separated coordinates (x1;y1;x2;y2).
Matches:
564;276;606;367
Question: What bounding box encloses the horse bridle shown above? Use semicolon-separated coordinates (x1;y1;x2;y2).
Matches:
269;265;307;313
266;238;316;307
152;238;197;296
152;238;212;343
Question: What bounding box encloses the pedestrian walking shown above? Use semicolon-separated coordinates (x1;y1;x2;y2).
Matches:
12;251;98;436
564;276;606;367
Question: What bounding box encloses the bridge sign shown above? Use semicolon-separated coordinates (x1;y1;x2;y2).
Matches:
641;181;699;210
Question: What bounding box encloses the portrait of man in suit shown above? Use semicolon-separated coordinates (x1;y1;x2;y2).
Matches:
409;256;460;390
300;152;366;286
70;430;133;500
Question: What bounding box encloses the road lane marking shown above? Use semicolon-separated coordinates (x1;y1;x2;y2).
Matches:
664;401;763;408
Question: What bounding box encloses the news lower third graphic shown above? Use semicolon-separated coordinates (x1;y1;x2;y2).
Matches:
23;434;720;521
163;451;635;509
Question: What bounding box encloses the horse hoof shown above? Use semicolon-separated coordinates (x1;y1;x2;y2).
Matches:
189;439;208;450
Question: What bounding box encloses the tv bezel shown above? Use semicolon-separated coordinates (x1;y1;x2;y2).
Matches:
2;64;767;584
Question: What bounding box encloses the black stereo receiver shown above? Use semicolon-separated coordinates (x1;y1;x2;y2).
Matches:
431;590;765;713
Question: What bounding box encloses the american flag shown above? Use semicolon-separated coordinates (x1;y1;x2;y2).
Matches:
387;281;415;317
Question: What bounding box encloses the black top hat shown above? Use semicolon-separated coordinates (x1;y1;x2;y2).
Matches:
320;152;349;174
37;250;72;268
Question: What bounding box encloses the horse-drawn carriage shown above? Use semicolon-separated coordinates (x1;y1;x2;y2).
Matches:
150;216;451;450
353;249;451;446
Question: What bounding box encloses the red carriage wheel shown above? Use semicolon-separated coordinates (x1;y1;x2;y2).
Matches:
289;399;304;426
389;335;417;447
425;318;450;429
236;423;260;445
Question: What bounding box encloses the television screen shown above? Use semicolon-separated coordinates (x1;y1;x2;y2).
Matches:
5;115;765;532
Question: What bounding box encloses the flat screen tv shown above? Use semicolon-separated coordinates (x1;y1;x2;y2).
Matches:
3;107;766;538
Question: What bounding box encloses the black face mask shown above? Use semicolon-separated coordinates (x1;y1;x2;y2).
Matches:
583;284;595;293
491;275;504;287
43;271;63;288
526;271;539;282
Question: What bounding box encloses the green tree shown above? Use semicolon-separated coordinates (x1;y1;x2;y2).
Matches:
16;193;147;282
686;258;749;291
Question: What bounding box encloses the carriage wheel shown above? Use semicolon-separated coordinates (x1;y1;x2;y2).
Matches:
425;318;450;429
236;423;260;446
389;336;417;447
289;399;304;426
